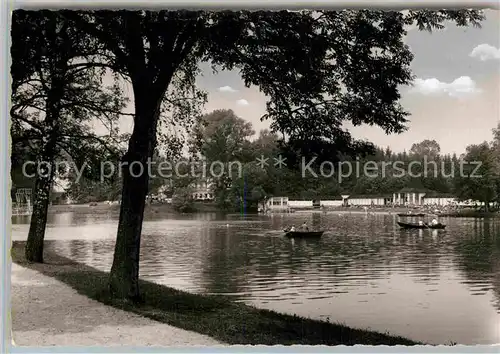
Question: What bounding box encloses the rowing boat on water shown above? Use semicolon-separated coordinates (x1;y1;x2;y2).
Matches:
397;221;446;230
397;213;426;217
283;230;325;238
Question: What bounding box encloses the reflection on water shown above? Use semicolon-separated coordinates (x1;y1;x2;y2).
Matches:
11;209;500;345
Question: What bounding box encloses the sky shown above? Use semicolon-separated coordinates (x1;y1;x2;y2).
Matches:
115;9;500;155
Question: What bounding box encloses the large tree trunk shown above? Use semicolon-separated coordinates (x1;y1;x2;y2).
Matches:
108;153;149;300
108;88;164;301
25;164;54;263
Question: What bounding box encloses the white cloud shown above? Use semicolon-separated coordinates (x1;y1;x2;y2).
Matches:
469;43;500;61
218;85;238;93
409;76;481;98
236;99;249;106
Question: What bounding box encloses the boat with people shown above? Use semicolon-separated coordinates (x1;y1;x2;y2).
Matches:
283;222;324;238
283;230;325;238
397;212;426;217
397;221;446;230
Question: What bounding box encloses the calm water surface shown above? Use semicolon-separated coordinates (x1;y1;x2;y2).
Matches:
11;208;500;345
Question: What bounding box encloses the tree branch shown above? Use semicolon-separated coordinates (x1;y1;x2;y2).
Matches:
10;107;46;132
61;133;123;156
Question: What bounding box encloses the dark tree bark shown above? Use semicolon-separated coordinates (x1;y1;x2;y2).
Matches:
108;85;167;300
25;164;53;262
24;81;63;263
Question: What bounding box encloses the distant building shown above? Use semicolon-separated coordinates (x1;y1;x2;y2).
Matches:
267;188;465;211
265;196;289;211
392;188;460;206
153;178;214;203
287;199;312;209
191;178;214;201
392;188;428;206
345;194;392;206
11;187;33;216
421;191;457;206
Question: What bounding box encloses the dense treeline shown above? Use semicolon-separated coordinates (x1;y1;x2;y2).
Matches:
51;110;500;212
142;110;500;212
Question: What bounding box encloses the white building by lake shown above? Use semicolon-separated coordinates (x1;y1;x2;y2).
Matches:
422;196;456;206
265;196;289;211
266;197;344;211
345;195;390;206
390;188;459;207
191;179;214;201
264;188;467;211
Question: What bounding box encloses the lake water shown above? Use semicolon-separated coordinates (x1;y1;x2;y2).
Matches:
11;208;500;345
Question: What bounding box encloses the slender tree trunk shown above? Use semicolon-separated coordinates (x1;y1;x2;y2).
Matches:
108;88;163;301
25;160;54;262
24;97;60;263
21;17;71;263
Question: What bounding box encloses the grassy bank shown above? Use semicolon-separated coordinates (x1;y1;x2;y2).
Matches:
12;241;420;346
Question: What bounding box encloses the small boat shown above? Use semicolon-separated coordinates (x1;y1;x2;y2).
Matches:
397;213;426;217
397;221;446;230
284;230;325;238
